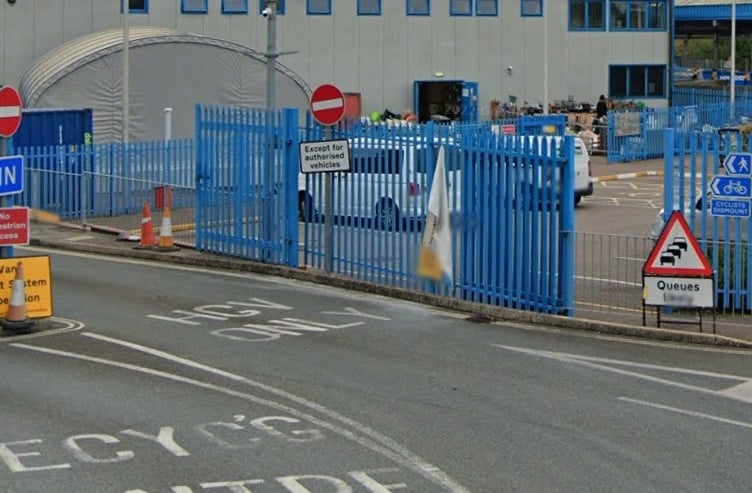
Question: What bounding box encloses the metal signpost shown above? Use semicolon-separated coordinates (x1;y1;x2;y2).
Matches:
0;85;24;259
307;84;347;272
642;211;715;332
710;152;752;218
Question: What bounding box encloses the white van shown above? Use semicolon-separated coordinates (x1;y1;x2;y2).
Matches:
298;137;461;230
502;134;593;205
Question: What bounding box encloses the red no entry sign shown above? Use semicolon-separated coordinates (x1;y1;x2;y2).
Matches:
0;86;23;138
310;84;345;126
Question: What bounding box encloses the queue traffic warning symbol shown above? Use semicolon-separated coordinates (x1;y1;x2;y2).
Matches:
644;211;712;276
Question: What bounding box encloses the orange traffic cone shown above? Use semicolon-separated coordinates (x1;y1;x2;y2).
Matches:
135;200;157;249
156;205;180;252
1;261;35;332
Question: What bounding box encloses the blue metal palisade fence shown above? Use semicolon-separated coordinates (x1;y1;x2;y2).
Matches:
12;105;577;317
14;139;195;221
194;105;300;266
663;128;751;312
299;118;575;315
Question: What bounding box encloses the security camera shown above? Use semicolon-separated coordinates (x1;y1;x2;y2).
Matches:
261;7;273;17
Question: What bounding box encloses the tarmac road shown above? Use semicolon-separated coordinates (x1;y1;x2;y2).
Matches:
2;248;752;492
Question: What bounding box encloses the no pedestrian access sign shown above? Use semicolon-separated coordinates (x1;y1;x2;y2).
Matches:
0;86;23;138
310;84;345;126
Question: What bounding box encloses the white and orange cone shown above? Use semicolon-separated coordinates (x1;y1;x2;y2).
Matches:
156;205;180;252
1;261;35;332
135;200;157;249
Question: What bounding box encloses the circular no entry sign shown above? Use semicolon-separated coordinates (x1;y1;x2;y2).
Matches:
0;86;23;138
310;84;345;126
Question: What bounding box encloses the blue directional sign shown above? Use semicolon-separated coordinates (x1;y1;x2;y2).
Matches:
722;152;752;176
710;175;752;198
0;155;23;196
710;198;751;218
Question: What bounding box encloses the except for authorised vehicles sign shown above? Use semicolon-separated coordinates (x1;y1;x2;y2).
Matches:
299;139;351;173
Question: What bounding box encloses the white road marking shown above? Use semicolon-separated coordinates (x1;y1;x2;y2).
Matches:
492;344;752;403
12;334;469;492
0;317;83;343
575;275;641;287
66;235;96;242
613;256;646;262
619;397;752;429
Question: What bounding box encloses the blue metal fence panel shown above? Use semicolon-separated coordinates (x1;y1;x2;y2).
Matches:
14;139;194;219
195;105;299;266
297;119;574;314
663;128;751;311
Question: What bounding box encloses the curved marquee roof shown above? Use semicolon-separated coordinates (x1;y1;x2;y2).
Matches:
20;27;311;107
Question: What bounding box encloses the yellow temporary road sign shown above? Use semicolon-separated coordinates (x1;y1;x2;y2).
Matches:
0;255;53;319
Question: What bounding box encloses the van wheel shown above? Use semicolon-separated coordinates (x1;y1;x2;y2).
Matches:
375;198;401;231
298;192;316;222
574;195;582;206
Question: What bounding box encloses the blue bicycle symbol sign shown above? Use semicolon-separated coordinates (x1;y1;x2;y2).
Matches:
710;175;752;198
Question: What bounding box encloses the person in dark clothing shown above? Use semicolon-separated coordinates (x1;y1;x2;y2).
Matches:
596;94;608;119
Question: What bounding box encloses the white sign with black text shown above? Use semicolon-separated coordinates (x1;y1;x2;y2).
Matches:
299;139;350;173
643;276;715;308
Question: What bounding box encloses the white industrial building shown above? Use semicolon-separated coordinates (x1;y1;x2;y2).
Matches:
0;0;672;139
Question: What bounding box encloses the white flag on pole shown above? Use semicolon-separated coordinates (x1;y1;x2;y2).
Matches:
416;145;453;286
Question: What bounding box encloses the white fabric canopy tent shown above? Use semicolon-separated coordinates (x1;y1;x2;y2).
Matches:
20;27;311;143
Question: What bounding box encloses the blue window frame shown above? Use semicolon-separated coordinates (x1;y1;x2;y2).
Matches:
609;65;665;98
569;0;605;30
610;1;666;30
521;0;542;17
258;0;285;15
122;0;148;13
407;0;430;15
182;0;208;13
307;0;331;15
476;0;498;16
222;0;248;14
450;0;472;16
358;0;382;15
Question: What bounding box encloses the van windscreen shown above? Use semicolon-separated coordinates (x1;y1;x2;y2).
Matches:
350;148;404;174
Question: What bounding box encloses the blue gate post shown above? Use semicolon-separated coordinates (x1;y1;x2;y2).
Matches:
663;128;675;219
559;136;576;316
283;108;299;267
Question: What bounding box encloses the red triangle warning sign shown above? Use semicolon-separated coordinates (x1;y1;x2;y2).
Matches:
644;211;713;276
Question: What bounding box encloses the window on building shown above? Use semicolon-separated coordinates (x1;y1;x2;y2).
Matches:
407;0;430;15
521;0;542;16
222;0;247;14
358;0;382;15
450;0;472;16
123;0;148;13
610;1;666;30
569;0;604;30
476;0;498;16
307;0;331;15
609;65;665;97
182;0;208;13
259;0;285;15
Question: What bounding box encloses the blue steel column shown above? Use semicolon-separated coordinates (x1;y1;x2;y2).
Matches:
194;104;204;249
559;136;575;316
284;108;299;268
663;128;675;219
